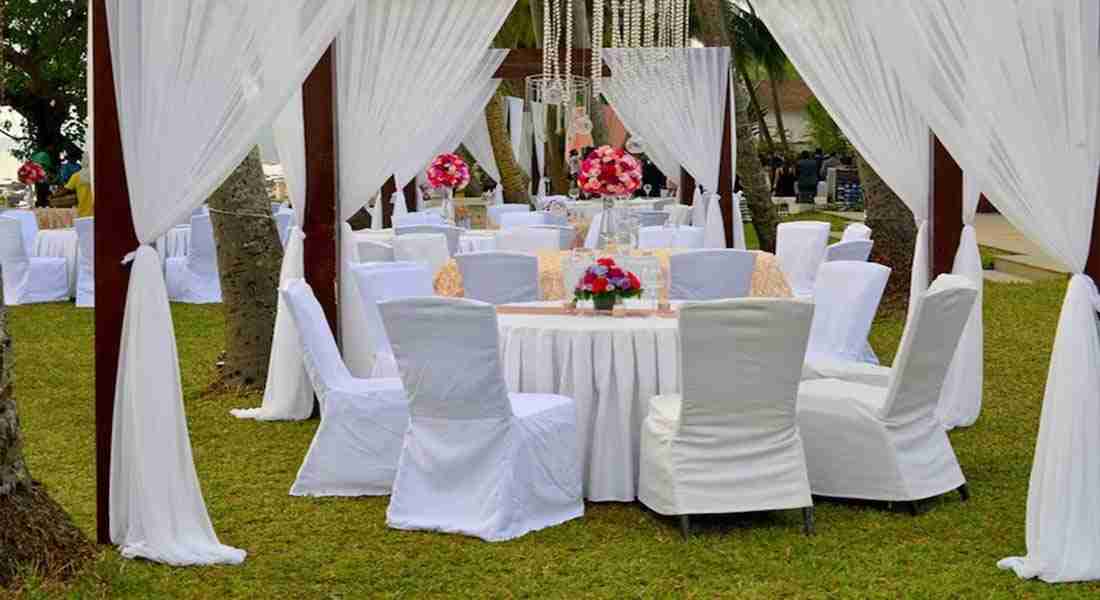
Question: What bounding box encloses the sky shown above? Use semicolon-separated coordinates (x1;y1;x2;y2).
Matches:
0;108;22;184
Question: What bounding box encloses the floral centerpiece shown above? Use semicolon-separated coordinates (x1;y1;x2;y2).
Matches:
427;153;471;224
17;160;47;186
577;145;643;197
574;257;643;312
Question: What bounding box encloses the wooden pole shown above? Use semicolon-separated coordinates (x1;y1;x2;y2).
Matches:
1085;166;1100;281
380;176;397;228
680;168;695;206
302;47;339;339
717;83;735;248
92;0;139;545
403;180;418;213
929;134;964;279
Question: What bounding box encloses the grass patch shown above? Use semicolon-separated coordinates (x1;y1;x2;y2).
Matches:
7;280;1100;597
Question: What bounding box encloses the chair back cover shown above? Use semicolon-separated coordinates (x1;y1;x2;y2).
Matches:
357;239;395;263
274;211;293;247
806;261;890;363
487;204;531;227
75;217;95;307
638;225;704;249
3;209;37;257
0;217;29;264
395;224;461;256
841;222;872;242
826;239;873;263
881;275;978;422
496;227;560;253
498;211;551;229
393;212;445;227
187;214;219;277
380;297;512;420
679;298;813;443
527;224;576;250
669;250;756;300
776;221;831;297
349;262;434;358
392;233;451;275
281;279;354;399
456;251;539;305
270;202;281;214
663;204;692;226
634;209;669;228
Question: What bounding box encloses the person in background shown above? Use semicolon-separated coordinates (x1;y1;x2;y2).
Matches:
773;161;797;197
58;151;81;184
65;152;94;217
819;152;843;180
813;148;825;181
797;150;818;204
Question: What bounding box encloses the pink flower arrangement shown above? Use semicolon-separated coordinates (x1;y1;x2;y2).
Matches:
17;160;46;186
574;257;643;308
577;145;643;197
426;153;471;190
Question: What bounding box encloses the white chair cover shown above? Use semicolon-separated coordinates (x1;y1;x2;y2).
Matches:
349;262;434;378
487;204;531;227
356;240;395;264
0;217;69;305
379;297;583;541
456;252;539;305
528;225;576;250
663;204;692;227
668;250;756;301
393;212;445;227
165;214;222;303
776;221;831;299
637;226;705;250
634;210;669;228
796;275;977;501
75;217;95;307
639;298;814;517
392;233;450;277
841;222;872;242
804;261;889;365
280;279;408;497
394;225;461;256
496;227;560;253
3;209;38;257
498;211;552;229
825;240;873;263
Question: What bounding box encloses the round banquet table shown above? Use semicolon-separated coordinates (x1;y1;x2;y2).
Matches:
436;249;792;300
33;229;78;295
353;228;498;254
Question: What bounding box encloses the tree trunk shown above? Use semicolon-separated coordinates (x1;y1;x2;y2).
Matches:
859;153;917;303
768;76;791;155
737;63;774;153
456;146;484;196
0;264;93;586
486;91;532;204
208;148;283;388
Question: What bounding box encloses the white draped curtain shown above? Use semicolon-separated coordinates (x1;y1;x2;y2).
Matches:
336;0;517;377
601;77;680;183
755;0;931;310
105;0;354;565
464;112;502;184
531;101;547;179
507;96;531;178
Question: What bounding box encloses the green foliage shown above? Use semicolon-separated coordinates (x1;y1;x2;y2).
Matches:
805;97;850;156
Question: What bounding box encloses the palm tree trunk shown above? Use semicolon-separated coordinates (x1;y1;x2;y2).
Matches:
769;76;791;154
737;63;774;153
486;91;532;203
859;153;917;302
208;147;283;388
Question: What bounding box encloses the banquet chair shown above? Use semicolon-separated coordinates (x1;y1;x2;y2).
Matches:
456;252;539;305
350;262;435;377
651;198;676;212
74;217;95;307
2;209;38;257
803;262;889;371
392;233;451;276
638;225;705;249
0;217;69;305
497;227;560;253
357;240;395;264
841;222;872;242
487;204;531;227
499;211;552;229
395;224;461;256
776;221;831;299
165;214;222;303
825;239;873;263
633;209;669;228
270;202;281;215
274;210;293;247
668;250;756;301
796;275;978;509
379;297;583;541
663;204;692;227
528;224;577;250
281;279;409;497
638;298;816;537
393;212;445;228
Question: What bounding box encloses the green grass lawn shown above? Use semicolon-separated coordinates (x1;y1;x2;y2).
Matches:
7;278;1099;598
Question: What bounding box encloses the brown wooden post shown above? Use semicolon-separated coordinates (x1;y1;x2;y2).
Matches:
92;0;139;545
302;47;339;339
380;176;397;228
403;179;418;213
1085;166;1100;281
680;168;695;206
717;83;735;247
929;134;964;279
530;140;542;196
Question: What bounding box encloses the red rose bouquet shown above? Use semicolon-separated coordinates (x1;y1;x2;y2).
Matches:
574;257;643;311
577;145;642;197
17;160;47;186
426;153;471;190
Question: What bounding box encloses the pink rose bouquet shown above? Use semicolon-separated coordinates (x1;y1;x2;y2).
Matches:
577;145;642;197
17;160;47;186
426;153;471;190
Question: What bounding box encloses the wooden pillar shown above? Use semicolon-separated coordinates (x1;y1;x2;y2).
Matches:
302;47;339;339
403;180;418;213
530;139;542;196
380;176;397;228
929;134;964;279
92;0;139;545
680;168;695;206
1085;166;1100;281
717;83;735;248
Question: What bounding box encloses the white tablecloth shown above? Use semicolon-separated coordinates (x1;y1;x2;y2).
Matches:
568;198;663;220
34;229;78;295
498;303;681;501
353;229;497;254
156;225;191;260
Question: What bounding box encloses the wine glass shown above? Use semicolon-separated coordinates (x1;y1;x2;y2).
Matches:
643;184;653;197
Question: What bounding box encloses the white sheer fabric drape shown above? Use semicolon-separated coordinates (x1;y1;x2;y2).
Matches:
464;112;502;183
755;0;931;310
507;97;531;178
600;77;679;185
531;101;547;177
336;0;516;377
232;91;313;422
105;0;354;565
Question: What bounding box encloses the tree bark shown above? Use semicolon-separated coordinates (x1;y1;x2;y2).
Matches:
486;91;532;203
737;62;774;153
0;281;28;497
768;76;791;155
859;153;917;302
208;147;283;388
